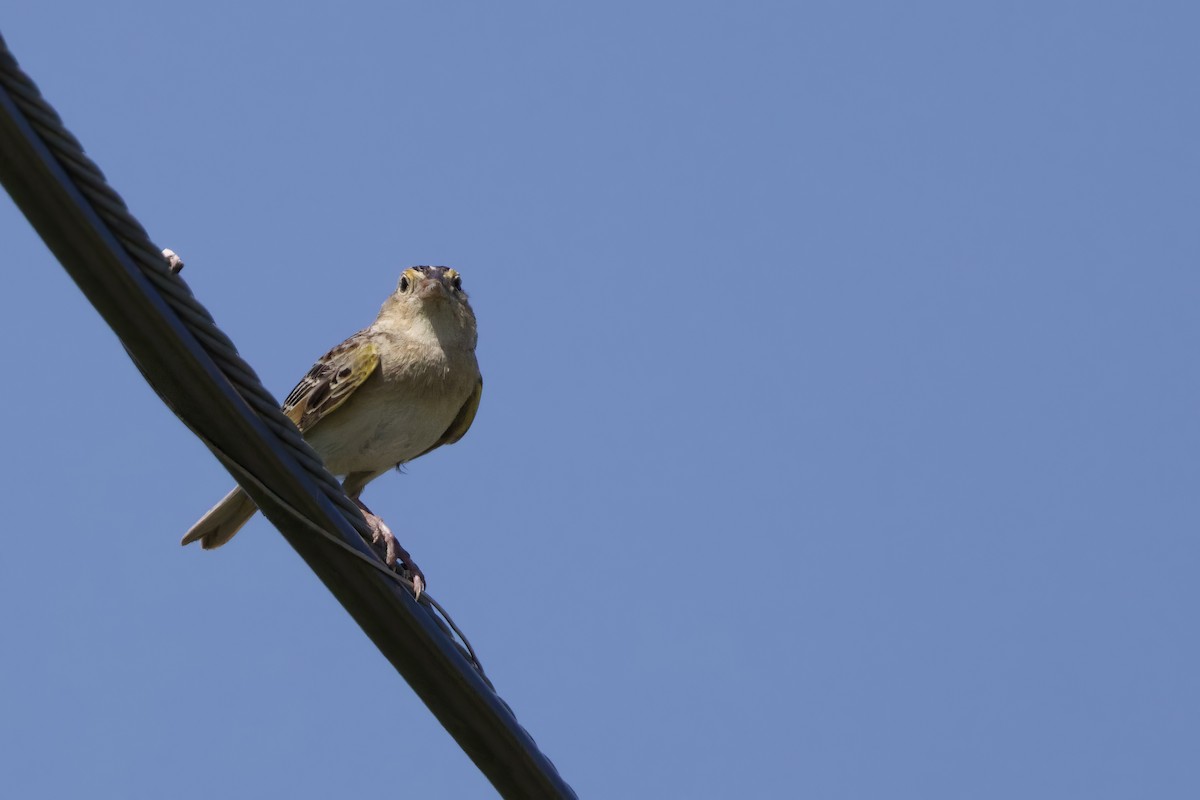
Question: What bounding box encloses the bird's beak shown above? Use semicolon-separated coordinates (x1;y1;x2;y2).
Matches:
418;277;448;301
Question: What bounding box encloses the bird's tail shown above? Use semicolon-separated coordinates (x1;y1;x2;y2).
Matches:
181;486;259;550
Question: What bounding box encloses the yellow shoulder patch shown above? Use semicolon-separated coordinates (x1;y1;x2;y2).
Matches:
282;334;380;432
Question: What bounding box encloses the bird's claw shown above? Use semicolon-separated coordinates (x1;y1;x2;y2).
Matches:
360;506;426;600
366;513;398;564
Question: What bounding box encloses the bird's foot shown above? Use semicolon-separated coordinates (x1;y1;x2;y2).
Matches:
356;501;425;599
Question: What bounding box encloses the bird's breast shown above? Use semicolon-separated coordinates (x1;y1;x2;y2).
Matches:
305;346;478;476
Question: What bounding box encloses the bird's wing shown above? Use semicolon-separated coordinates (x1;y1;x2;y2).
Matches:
411;377;483;460
281;331;380;433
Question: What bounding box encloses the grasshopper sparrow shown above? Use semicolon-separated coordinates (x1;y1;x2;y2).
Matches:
182;266;482;594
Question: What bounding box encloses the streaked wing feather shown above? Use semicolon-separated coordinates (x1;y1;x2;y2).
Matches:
282;332;380;432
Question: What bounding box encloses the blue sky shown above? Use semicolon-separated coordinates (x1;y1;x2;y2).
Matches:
2;3;1198;797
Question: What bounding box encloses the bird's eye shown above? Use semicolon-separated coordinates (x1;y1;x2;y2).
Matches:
399;276;410;292
451;275;462;291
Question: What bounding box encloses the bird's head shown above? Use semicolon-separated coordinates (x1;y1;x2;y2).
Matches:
377;266;477;346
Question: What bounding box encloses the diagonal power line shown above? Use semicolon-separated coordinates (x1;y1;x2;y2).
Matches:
0;30;576;800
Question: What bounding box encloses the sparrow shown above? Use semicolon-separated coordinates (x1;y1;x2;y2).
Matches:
182;265;482;595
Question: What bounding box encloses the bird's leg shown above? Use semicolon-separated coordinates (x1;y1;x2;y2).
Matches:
353;497;425;599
